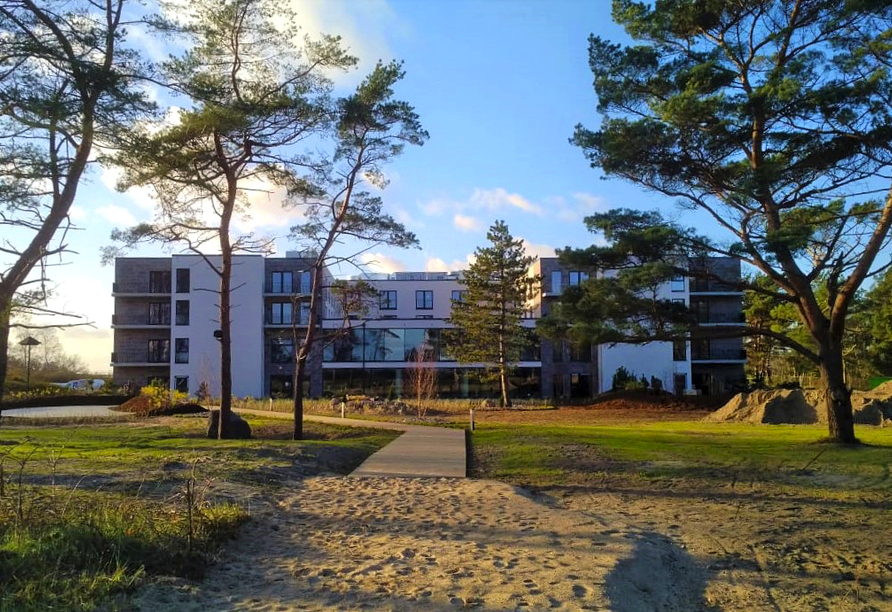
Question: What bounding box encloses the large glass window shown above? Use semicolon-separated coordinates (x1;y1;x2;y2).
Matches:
671;274;686;292
379;290;397;310
175;268;190;293
175;300;189;325
270;337;294;363
270;302;293;324
415;290;433;309
149;271;171;293
568;271;589;286
551;270;562;294
271;271;293;294
300;271;312;293
148;302;170;325
148;339;170;363
451;290;467;303
174;376;188;393
174;338;189;364
673;340;687;361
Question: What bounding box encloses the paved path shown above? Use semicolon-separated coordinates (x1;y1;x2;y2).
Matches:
2;405;126;419
235;409;466;478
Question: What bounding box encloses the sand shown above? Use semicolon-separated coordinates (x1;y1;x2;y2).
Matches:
706;388;892;425
132;476;707;611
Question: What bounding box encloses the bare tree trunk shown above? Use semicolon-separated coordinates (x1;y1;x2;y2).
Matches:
0;298;10;427
498;332;511;408
218;244;233;439
820;344;857;444
293;264;323;440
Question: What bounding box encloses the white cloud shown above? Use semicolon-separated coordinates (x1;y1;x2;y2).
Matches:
69;206;87;221
96;205;137;227
100;166;158;211
453;214;482;232
394;207;424;230
360;252;407;274
520;238;556;259
424;253;475;273
469;187;543;215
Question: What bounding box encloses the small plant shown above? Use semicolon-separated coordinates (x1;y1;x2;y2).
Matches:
196;381;211;403
612;366;637;391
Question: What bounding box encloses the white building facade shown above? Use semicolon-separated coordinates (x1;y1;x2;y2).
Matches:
112;254;744;398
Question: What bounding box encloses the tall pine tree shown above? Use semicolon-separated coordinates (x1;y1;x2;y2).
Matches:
447;221;536;407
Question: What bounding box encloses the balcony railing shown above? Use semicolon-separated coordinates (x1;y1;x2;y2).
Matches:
112;282;171;294
694;312;745;324
111;353;171;364
689;279;741;293
691;348;746;361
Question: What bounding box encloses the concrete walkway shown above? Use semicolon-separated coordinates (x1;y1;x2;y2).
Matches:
235;409;466;478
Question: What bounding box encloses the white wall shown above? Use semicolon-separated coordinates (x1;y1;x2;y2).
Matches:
169;255;264;397
598;342;691;393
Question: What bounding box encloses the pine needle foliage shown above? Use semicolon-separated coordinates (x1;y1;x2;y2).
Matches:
447;221;537;408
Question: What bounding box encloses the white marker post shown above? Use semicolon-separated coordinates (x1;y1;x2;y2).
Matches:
469;408;475;431
340;401;346;419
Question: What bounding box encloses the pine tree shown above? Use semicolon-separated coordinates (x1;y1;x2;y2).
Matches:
447;221;536;407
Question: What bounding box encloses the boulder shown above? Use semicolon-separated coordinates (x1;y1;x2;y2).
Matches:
207;410;252;439
853;402;885;426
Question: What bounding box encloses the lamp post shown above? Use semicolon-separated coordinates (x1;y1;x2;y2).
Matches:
19;336;41;390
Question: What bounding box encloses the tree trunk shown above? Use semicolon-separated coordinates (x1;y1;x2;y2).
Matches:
292;264;323;440
218;246;233;439
293;345;307;440
820;346;857;444
498;332;511;408
0;297;10;429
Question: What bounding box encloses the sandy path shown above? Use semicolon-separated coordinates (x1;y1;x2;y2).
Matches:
133;477;709;611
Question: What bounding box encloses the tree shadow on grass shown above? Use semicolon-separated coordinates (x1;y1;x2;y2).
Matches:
605;530;718;612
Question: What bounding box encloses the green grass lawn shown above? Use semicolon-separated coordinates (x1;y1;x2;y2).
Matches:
471;421;892;500
0;415;399;611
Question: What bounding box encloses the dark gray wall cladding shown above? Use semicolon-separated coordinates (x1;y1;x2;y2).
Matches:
114;299;162;326
114;258;171;292
114;329;170;362
694;256;741;286
539;338;599;398
112;366;169;387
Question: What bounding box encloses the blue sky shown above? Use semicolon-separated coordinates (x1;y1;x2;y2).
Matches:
33;0;689;372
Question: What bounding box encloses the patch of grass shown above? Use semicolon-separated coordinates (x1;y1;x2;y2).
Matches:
471;421;892;500
0;416;398;610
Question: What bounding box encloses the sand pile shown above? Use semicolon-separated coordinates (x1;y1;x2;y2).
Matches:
704;389;822;424
707;388;892;425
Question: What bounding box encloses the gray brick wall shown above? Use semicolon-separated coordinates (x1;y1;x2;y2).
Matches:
114;258;171;293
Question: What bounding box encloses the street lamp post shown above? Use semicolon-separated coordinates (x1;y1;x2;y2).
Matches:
19;336;41;391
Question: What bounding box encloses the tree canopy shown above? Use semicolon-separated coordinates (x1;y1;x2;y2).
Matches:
565;0;892;442
447;221;536;407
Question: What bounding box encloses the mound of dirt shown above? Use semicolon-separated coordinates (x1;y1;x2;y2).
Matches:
115;395;207;417
704;389;823;424
870;380;892;396
708;388;892;425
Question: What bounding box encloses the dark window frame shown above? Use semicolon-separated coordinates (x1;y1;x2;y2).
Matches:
270;337;295;364
148;302;170;325
415;290;433;310
148;339;170;363
271;271;293;294
175;268;190;293
270;302;293;324
174;376;188;393
673;340;687;361
149;271;171;293
174;338;189;364
379;290;398;310
175;300;190;325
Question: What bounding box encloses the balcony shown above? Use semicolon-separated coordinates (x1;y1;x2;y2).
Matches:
111;313;171;329
112;282;171;297
694;312;746;325
689;279;743;295
691;348;747;362
110;352;171;367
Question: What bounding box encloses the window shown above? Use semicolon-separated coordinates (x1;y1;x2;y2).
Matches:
176;268;190;293
271;271;292;294
175;338;189;364
673;340;687;361
149;271;171;293
551;270;562;294
553;374;565;399
552;340;564;363
672;298;685;306
300;271;312;294
270;302;293;324
451;290;467;303
148;302;170;325
175;300;190;325
148;339;170;363
569;341;591;362
379;290;397;310
174;376;188;393
300;301;310;325
416;290;433;310
270;337;294;363
568;271;589;286
671;274;685;292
